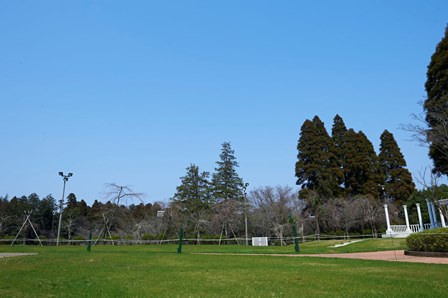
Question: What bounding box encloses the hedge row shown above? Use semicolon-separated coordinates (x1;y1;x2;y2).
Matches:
406;227;448;252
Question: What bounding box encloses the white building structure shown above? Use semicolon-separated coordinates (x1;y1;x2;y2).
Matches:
382;200;447;238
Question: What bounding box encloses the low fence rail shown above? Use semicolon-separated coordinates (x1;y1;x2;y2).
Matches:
0;233;378;246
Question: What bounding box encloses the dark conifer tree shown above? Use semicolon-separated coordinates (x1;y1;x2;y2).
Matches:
424;26;448;174
342;130;383;197
332;114;348;196
332;114;348;154
357;131;384;197
172;164;212;215
296;116;343;198
172;164;212;239
212;142;245;203
379;130;415;203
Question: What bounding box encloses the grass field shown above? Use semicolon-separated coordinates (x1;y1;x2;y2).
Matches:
1;239;446;297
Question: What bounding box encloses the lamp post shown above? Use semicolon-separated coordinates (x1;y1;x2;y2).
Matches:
56;172;73;246
243;183;249;246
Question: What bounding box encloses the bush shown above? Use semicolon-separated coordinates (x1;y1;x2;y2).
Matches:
406;228;448;252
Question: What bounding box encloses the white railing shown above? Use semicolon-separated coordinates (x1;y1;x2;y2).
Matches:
390;225;408;233
409;224;421;233
390;223;433;234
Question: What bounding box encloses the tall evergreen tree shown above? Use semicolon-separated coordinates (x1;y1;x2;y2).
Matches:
424;26;448;175
212;142;244;203
379;130;415;203
342;130;383;197
172;164;212;239
172;164;212;215
332;114;348;154
332;114;348;195
295;116;343;198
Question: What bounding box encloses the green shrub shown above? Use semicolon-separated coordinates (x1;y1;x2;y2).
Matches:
406;227;448;252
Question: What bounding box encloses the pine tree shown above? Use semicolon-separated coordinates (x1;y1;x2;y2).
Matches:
424;26;448;174
172;164;212;239
295;116;343;198
379;130;415;203
172;164;212;215
212;142;244;203
342;130;383;197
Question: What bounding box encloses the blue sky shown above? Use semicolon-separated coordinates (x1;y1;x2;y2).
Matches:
1;1;447;205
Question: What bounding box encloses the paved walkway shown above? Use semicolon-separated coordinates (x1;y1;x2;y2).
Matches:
293;250;448;264
0;253;37;258
196;250;448;265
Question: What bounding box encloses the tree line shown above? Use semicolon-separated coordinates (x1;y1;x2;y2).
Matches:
2;26;448;244
0;138;419;244
295;114;416;236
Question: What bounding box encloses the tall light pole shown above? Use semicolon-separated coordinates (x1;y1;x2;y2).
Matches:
56;172;73;246
243;183;249;246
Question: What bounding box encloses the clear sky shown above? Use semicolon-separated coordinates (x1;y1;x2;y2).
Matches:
1;1;447;205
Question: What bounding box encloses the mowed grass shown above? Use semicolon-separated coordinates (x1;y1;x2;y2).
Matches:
1;239;444;297
180;238;408;254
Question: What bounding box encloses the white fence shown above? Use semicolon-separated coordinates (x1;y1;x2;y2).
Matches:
390;223;433;234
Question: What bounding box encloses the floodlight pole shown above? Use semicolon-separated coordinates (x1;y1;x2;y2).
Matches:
56;172;73;246
243;183;249;246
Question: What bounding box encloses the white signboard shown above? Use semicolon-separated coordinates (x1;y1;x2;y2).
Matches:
252;237;268;246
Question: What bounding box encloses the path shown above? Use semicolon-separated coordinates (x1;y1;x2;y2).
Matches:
195;250;448;265
0;253;37;258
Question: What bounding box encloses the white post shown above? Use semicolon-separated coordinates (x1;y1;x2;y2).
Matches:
416;203;424;232
439;208;446;228
403;205;412;233
384;204;393;234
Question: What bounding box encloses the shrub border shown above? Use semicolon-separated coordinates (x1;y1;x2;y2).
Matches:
404;250;448;258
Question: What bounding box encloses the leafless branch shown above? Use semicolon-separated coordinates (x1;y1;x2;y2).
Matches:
103;183;144;206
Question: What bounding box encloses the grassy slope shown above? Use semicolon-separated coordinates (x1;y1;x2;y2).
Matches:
1;239;441;298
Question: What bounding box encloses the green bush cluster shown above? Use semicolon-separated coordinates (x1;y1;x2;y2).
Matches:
406;227;448;252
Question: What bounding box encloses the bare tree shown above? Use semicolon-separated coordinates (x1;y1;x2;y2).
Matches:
0;215;12;236
414;167;442;202
64;216;75;243
414;167;448;222
249;186;300;245
402;103;448;170
103;183;144;206
210;200;242;244
95;183;144;244
355;197;384;237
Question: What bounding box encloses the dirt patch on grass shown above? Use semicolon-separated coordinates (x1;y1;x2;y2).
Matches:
0;253;37;258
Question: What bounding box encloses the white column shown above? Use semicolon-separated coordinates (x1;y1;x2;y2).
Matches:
384;204;393;234
439;208;446;228
416;203;424;231
403;205;412;233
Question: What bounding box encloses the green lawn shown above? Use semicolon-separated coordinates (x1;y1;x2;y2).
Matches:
1;239;444;297
180;238;408;254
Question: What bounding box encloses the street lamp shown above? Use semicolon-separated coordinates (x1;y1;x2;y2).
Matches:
243;183;249;246
56;172;73;246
